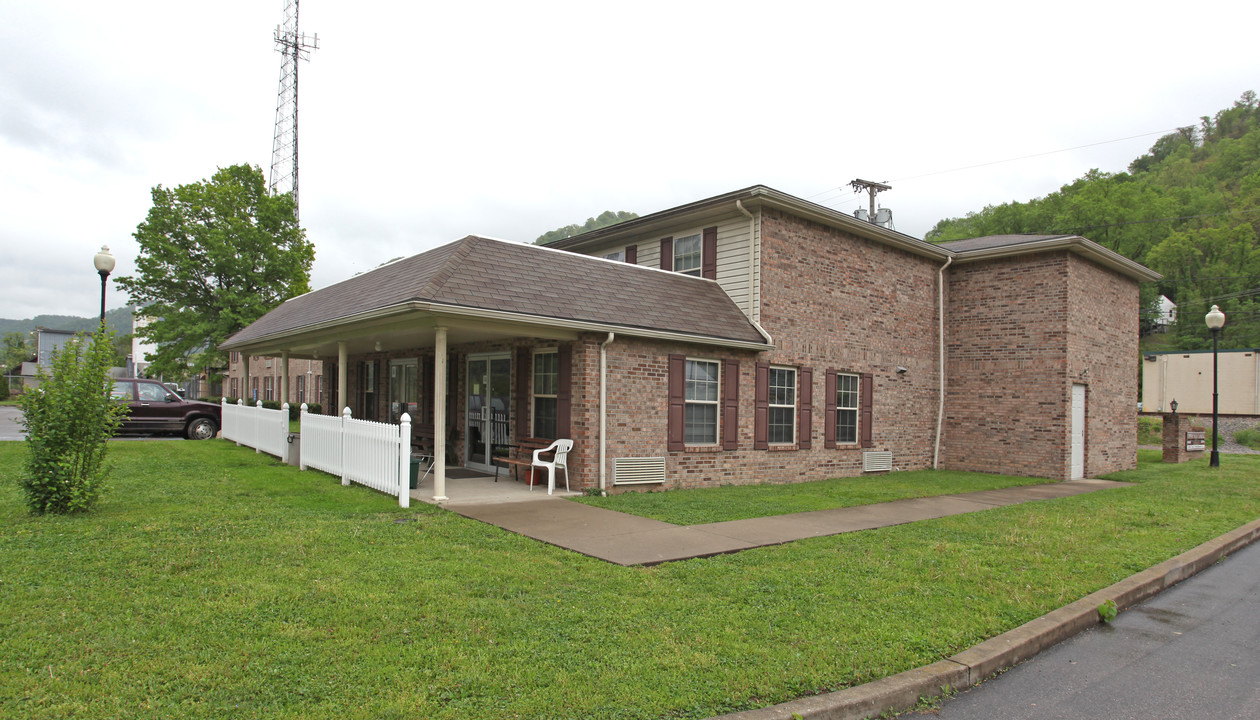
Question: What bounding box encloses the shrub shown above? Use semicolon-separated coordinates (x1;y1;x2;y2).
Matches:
17;326;126;514
0;376;9;401
1233;427;1260;451
1137;417;1163;445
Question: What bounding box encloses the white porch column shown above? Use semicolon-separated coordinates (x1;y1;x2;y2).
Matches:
337;341;348;413
433;326;448;502
280;351;290;404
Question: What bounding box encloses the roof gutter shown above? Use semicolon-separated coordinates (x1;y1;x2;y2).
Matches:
221;299;772;354
736;199;774;347
933;255;952;469
950;236;1161;282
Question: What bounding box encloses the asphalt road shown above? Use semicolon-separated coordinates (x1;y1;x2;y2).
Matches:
914;539;1260;719
0;405;23;440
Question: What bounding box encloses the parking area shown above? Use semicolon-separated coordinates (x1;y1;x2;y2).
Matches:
0;406;23;441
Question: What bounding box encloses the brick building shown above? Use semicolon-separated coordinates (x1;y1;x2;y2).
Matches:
221;186;1158;498
222;351;323;407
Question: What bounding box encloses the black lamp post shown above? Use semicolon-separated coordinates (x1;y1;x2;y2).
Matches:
1205;304;1226;468
93;246;115;324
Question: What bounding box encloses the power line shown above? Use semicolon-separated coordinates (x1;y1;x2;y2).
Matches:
804;126;1184;202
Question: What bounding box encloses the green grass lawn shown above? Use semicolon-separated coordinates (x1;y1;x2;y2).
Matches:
3;443;1259;720
573;469;1049;524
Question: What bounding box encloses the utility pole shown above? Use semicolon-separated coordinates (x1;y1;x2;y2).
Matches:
849;179;891;221
269;0;318;222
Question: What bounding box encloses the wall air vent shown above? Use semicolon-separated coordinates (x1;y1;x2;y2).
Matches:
613;457;666;485
863;451;893;473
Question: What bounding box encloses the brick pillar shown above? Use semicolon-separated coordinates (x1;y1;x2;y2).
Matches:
1162;413;1206;463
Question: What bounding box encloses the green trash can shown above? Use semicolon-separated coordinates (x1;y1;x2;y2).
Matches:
408;454;421;489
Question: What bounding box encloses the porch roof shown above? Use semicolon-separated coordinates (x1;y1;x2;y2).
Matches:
221;235;771;355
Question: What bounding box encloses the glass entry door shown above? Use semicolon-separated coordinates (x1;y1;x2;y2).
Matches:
466;354;511;472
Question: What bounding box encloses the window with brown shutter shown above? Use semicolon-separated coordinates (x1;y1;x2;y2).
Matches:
860;373;874;447
557;347;572;438
798;366;812;449
667;354;686;451
702;226;717;280
722;359;739;450
824;370;837;449
754;362;769;449
625;245;637;264
659;237;673;272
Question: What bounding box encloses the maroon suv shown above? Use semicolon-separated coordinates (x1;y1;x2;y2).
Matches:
111;378;221;440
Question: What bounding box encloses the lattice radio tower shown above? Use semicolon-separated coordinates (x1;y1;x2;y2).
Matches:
268;0;318;221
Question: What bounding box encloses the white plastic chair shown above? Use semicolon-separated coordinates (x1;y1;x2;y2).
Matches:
532;439;573;495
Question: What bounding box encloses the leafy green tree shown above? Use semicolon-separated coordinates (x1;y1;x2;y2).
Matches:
926;91;1260;350
1;331;33;372
17;326;126;514
535;210;639;245
116;165;314;380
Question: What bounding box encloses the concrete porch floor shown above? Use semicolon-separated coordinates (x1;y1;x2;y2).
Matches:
411;467;582;506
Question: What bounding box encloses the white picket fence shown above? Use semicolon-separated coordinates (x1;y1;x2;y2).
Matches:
299;405;410;508
220;399;412;508
221;399;291;461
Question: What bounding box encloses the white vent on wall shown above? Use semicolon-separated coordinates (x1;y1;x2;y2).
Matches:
613;457;666;485
863;451;893;472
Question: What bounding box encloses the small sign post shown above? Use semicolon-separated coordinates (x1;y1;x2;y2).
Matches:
1186;430;1206;452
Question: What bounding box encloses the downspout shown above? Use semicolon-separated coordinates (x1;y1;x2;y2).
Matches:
736;199;774;346
599;332;615;495
933;256;953;469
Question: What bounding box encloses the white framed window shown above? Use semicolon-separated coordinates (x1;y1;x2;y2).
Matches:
533;350;558;438
836;373;859;444
768;366;796;445
684;358;720;445
264;376;274;401
674;232;702;276
603;249;625;262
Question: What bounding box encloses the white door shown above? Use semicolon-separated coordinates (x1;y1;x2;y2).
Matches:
1070;383;1086;479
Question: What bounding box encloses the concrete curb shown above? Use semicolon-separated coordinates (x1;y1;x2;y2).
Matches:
714;516;1260;720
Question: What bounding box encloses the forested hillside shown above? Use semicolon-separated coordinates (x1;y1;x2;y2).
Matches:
0;306;132;337
927;92;1260;351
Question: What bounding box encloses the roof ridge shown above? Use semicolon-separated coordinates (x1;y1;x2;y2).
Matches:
421;236;481;300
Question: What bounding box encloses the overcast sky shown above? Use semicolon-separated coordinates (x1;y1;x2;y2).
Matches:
2;0;1257;321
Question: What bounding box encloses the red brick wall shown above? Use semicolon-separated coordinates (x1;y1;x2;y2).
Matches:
941;251;1139;479
942;253;1070;477
592;210;948;491
1067;254;1139;476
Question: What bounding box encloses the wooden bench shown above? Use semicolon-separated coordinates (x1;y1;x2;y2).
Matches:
493;438;553;485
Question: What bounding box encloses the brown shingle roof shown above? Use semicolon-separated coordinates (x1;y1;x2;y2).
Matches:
222;236;768;348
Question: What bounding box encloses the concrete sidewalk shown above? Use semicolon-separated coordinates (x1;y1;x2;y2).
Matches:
451;478;1132;566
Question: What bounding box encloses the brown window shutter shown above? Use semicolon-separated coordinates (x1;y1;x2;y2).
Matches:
860;373;874;448
667;354;685;451
514;348;530;440
702;226;718;280
722;359;739;450
824;370;837;449
754;362;769;450
557;346;572;439
798;366;813;449
659;237;673;272
625;245;637;264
